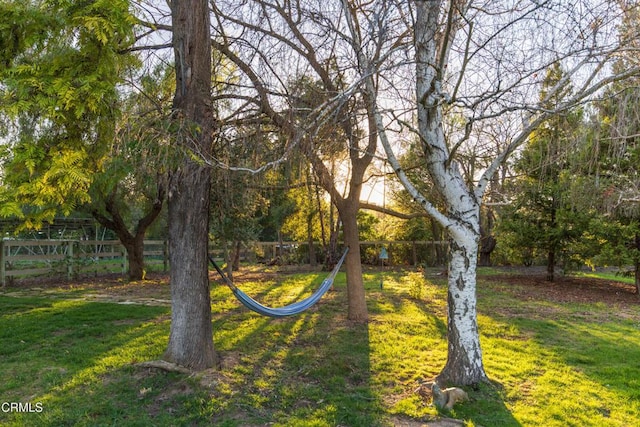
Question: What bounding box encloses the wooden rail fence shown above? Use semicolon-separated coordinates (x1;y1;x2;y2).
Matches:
1;239;448;286
0;239;167;286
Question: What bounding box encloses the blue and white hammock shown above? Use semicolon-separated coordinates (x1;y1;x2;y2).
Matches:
209;247;349;318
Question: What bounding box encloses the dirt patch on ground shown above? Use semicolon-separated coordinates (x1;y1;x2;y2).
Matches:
489;272;639;307
2;272;186;303
482;270;640;323
2;272;169;296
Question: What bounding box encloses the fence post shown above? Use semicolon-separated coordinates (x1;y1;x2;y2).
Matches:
121;244;127;275
163;240;168;272
66;240;74;280
412;241;417;266
73;240;80;279
1;240;5;287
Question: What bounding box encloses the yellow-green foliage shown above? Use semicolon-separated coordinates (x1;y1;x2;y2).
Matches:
403;272;427;300
0;0;138;228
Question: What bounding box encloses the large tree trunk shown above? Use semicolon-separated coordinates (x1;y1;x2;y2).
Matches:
339;203;368;322
90;184;165;281
165;164;216;370
437;233;488;386
163;0;217;371
478;235;496;267
123;238;145;281
414;0;487;386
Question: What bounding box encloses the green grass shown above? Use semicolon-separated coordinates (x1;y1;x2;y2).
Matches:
474;282;640;427
574;270;637;284
1;268;639;426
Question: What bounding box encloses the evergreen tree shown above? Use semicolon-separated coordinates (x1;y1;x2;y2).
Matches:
587;1;640;291
500;63;589;280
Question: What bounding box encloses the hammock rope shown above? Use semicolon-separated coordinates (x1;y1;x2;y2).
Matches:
209;247;349;318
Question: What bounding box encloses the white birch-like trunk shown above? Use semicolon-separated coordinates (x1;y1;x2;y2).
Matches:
344;0;634;386
440;221;487;385
413;0;487;385
365;0;488;385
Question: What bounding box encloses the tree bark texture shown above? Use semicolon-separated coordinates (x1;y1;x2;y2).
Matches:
165;163;216;370
437;233;488;385
339;202;368;322
163;0;217;370
414;0;488;385
123;239;145;281
304;145;370;322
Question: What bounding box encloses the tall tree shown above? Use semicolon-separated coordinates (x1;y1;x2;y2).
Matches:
0;0;167;281
207;1;411;321
553;1;640;293
590;16;640;291
501;64;587;281
365;1;639;385
210;155;267;277
0;0;135;224
163;0;217;370
88;66;172;281
289;74;375;319
602;1;640;293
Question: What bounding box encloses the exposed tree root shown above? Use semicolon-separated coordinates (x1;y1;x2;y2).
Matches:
136;360;192;375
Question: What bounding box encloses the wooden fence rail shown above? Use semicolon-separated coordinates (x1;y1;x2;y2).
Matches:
0;239;167;286
1;239;448;286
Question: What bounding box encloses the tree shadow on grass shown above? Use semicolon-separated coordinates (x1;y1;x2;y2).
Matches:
470;306;640;426
208;274;383;426
444;380;522;427
358;276;521;426
512;316;640;422
0;296;170;426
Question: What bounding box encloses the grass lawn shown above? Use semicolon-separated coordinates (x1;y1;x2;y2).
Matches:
0;267;639;426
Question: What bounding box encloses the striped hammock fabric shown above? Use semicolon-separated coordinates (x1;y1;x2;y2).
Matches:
210;247;349;318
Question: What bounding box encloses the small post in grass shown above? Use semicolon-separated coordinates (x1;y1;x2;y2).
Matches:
0;240;4;287
379;246;388;289
66;240;74;280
